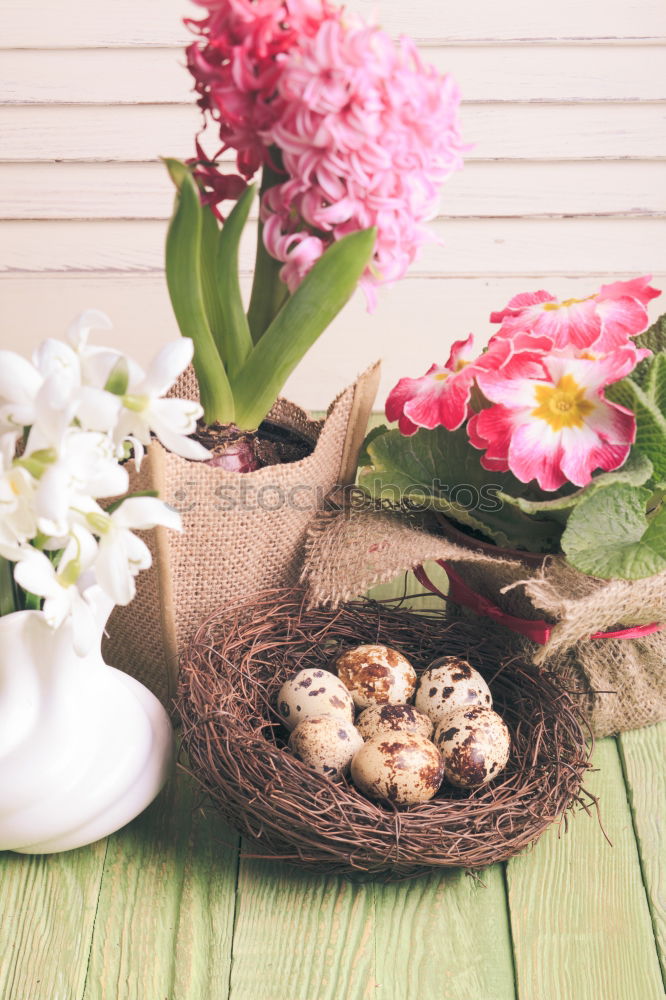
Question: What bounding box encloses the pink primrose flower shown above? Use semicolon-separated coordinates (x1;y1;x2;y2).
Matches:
490;276;660;354
469;354;636;491
385;335;480;435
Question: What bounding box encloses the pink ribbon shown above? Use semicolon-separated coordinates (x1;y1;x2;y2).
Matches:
413;560;662;646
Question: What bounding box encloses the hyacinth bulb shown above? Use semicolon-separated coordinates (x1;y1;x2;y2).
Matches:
205;435;260;473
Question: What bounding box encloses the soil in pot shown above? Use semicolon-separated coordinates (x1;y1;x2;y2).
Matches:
195;418;314;472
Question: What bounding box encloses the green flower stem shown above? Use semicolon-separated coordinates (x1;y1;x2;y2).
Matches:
246;162;290;344
0;557;17;617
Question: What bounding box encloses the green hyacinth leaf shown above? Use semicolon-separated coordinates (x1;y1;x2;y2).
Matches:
358;424;562;553
164;158;235;424
232;228;376;430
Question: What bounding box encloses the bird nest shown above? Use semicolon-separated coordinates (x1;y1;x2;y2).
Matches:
177;589;593;879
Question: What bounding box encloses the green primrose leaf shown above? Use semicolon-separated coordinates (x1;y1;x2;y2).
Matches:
646;350;666;415
631;311;666;388
606;377;666;482
358;423;390;468
358;424;562;553
497;451;654;515
562;482;666;579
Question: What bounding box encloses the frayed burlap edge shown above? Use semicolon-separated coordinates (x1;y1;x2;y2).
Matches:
301;509;666;737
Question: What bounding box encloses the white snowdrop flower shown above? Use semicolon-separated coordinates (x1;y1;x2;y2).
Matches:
117;339;209;463
85;496;182;606
13;527;99;654
34;429;129;538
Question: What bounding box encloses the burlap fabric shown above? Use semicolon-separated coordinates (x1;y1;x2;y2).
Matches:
103;362;380;705
301;509;666;737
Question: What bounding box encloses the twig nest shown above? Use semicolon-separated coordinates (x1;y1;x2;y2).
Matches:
415;655;492;724
433;706;511;788
351;734;445;806
277;668;354;731
356;704;433;742
289;716;364;779
334;644;417;709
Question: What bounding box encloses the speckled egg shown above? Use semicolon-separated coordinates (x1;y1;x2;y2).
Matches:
334;644;417;709
433;706;511;788
356;704;434;742
414;655;492;725
350;734;445;806
289;716;364;779
277;668;354;732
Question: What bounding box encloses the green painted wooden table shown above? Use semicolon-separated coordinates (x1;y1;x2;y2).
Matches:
1;577;664;1000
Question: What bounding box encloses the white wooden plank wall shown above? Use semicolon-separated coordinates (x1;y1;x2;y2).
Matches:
1;0;664;409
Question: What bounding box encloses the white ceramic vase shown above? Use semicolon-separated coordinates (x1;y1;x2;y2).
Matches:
0;595;174;854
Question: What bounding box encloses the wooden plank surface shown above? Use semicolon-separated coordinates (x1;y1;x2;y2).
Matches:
2;273;663;411
228;852;376;1000
374;867;516;1000
2;104;665;162
82;765;238;1000
506;738;664;1000
2;217;663;276
6;45;666;104
3;160;665;221
0;840;107;1000
617;722;666;983
3;0;665;47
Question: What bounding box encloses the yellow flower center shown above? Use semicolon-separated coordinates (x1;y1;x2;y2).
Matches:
542;295;593;312
532;374;594;431
432;373;449;382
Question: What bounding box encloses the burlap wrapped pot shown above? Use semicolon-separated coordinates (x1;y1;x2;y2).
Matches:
301;508;666;737
103;362;380;706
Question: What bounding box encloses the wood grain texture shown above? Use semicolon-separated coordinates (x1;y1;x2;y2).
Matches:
1;273;663;410
374;867;515;1000
617;722;666;983
0;840;107;1000
6;45;666;104
228;852;375;1000
82;765;238;1000
3;0;665;46
3;160;665;221
2;217;663;276
2;104;665;162
506;738;664;1000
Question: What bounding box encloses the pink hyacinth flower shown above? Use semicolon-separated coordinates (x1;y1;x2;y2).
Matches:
260;15;465;305
469;354;636;491
385;335;480;435
490;276;661;354
186;0;333;198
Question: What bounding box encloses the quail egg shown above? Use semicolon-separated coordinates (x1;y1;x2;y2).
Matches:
414;655;492;724
433;705;511;788
277;668;354;731
350;734;445;806
289;716;364;779
356;703;434;742
334;644;417;709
